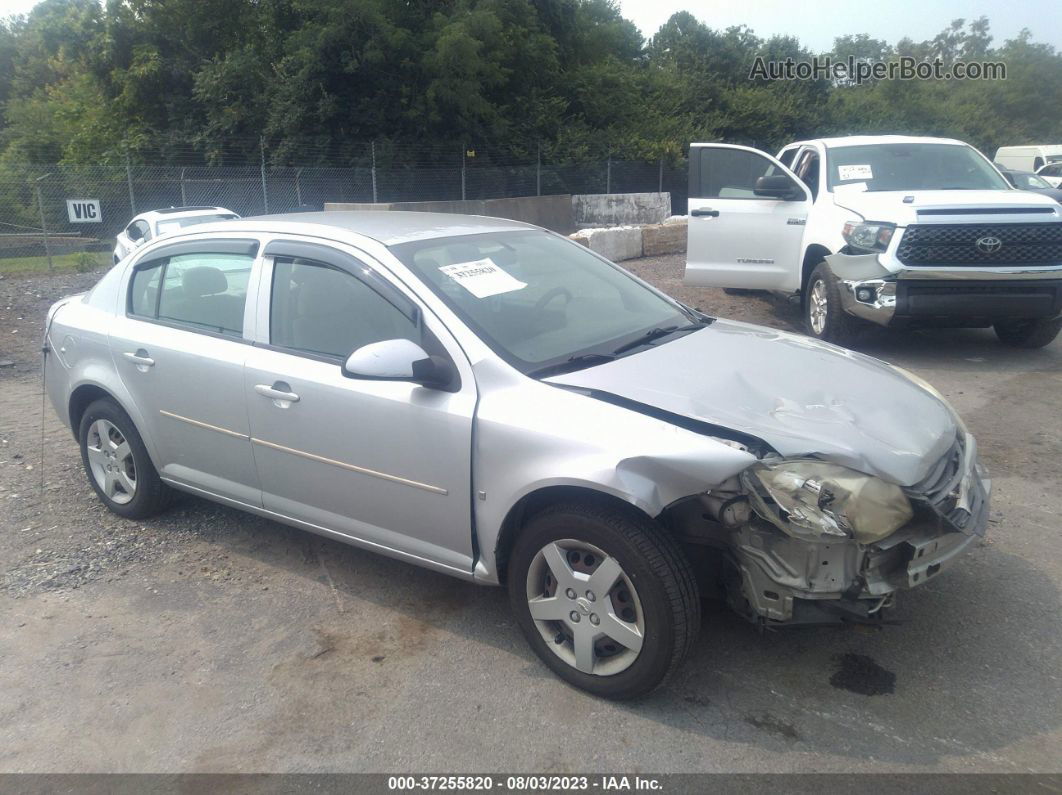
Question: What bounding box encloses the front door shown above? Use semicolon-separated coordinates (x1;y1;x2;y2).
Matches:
685;144;811;291
244;241;477;575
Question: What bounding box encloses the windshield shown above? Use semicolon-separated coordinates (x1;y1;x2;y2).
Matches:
155;213;238;234
390;230;695;374
827;144;1009;192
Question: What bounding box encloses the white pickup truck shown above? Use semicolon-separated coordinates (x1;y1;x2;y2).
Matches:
684;135;1062;348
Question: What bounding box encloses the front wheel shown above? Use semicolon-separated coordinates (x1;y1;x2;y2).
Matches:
804;263;862;347
508;501;700;699
994;317;1062;348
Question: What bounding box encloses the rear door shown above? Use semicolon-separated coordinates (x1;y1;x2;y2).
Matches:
685;144;811;291
111;237;262;506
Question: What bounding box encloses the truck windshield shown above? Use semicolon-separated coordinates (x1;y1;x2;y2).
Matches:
827;143;1009;192
390;230;697;375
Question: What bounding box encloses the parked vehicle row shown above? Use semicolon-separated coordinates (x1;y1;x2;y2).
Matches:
684;135;1062;348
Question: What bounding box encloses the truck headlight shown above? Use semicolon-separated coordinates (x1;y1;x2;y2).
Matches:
742;460;913;544
842;221;896;253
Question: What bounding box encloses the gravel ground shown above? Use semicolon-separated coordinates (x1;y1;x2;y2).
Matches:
0;256;1060;773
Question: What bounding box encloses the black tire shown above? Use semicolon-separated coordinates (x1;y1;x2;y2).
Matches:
507;501;700;700
78;398;174;519
994;317;1062;348
804;262;863;346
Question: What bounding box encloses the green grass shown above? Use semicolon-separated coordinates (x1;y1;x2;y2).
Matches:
0;250;111;276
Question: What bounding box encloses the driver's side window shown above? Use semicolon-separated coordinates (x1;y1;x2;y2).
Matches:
692;147;795;199
269;257;418;360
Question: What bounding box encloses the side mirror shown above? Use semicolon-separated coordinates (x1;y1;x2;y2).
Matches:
342;339;456;390
754;174;802;200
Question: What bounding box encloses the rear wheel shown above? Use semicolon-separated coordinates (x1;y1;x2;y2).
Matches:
994;317;1062;348
508;501;699;699
78;398;173;519
804;263;862;347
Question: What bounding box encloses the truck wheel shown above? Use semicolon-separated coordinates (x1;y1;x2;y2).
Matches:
78;398;174;519
508;501;700;700
994;317;1062;348
804;263;862;346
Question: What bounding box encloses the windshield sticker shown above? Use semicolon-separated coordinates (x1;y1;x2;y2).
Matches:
439;258;527;298
837;164;873;181
834;181;868;193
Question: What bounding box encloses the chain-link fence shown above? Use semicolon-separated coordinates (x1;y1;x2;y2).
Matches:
0;150;689;275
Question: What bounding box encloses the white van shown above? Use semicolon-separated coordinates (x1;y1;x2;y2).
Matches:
994;145;1062;172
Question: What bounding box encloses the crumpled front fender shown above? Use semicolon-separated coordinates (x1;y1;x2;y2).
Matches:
471;359;757;583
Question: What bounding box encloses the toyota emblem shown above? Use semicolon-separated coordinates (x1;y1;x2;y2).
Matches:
975;236;1002;254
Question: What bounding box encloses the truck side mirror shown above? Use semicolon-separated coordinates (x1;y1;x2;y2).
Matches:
754;174;803;200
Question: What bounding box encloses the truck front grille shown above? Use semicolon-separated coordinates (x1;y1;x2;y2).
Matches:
896;223;1062;266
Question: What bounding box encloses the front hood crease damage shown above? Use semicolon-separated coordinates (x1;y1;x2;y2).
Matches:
547;319;958;488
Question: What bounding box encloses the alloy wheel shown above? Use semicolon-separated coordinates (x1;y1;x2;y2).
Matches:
525;539;645;676
85;419;137;505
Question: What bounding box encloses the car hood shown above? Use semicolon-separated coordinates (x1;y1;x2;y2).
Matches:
832;188;1061;225
545;320;957;487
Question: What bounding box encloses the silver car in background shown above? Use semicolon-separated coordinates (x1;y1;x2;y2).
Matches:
44;212;989;698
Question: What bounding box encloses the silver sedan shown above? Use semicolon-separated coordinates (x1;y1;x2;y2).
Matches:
44;212;989;698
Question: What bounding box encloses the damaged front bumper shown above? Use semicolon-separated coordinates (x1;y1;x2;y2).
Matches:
696;432;990;626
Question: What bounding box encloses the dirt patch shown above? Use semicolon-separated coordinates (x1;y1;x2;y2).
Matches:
622;254;804;332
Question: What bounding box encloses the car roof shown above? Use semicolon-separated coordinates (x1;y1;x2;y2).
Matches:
227;211;539;245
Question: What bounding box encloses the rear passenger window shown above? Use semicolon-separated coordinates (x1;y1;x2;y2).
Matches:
129;251;254;336
270;258;418;359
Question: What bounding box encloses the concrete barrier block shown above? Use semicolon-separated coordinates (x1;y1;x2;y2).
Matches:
570;230;592;248
641;220;687;256
571;226;643;261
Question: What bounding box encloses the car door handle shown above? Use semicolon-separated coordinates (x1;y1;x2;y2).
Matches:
255;383;300;403
122;351;155;367
691;208;720;218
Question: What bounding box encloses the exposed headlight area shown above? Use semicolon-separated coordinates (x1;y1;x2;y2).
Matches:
842;220;896;253
742;459;914;545
676;445;987;626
